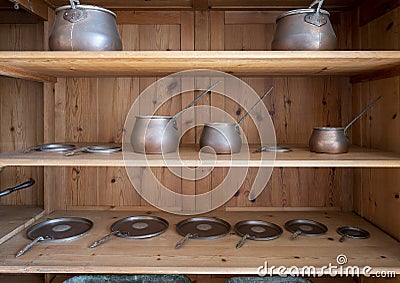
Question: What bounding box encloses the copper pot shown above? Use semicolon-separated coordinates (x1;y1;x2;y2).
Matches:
309;96;382;154
49;0;122;51
271;0;336;50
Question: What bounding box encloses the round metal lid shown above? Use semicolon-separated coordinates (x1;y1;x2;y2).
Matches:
285;219;328;236
55;5;116;18
84;145;121;154
27;217;93;242
234;220;283;241
337;226;370;239
111;216;169;239
276;8;330;22
260;146;292;153
39;143;76;152
176;217;231;240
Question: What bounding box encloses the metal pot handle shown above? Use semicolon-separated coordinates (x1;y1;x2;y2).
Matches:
308;0;324;13
64;0;87;23
69;0;80;9
305;0;327;27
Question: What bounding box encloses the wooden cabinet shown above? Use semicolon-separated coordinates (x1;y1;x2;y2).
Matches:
0;0;399;281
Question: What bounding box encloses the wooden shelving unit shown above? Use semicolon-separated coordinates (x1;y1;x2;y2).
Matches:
0;51;400;82
1;145;400;168
0;210;399;274
0;206;44;245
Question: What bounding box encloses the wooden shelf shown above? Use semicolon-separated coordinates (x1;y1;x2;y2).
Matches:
0;206;45;245
1;51;400;82
1;144;400;168
0;210;399;274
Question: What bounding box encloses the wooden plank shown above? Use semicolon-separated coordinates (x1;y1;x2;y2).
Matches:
193;0;209;10
0;205;44;245
2;144;400;168
0;64;57;83
0;210;399;274
116;11;181;24
1;51;400;79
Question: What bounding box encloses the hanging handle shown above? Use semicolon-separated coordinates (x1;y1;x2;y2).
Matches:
64;0;87;23
69;0;80;9
305;0;327;27
308;0;324;13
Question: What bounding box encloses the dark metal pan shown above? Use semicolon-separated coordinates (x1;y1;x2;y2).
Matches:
285;219;328;239
23;143;75;153
234;220;283;248
337;226;370;242
16;217;93;257
90;216;169;248
175;217;231;249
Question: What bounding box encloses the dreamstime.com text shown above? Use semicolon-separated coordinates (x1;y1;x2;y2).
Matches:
257;254;397;278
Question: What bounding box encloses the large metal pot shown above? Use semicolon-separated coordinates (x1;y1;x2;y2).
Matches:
309;96;381;154
131;82;219;154
271;0;336;50
49;0;122;51
200;87;273;154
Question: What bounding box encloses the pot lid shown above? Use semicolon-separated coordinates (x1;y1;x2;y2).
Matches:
234;220;283;241
27;217;93;242
285;219;328;236
337;226;370;239
276;8;330;22
38;143;76;152
111;216;169;239
55;5;116;18
176;217;231;240
84;145;121;154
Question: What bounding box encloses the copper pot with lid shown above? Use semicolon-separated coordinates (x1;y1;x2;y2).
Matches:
271;0;336;50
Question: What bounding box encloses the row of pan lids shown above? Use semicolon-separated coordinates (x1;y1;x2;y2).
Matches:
15;215;370;257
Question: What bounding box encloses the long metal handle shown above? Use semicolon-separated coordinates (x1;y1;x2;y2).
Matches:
237;86;273;125
0;179;35;198
16;236;44;258
175;233;196;249
344;96;382;135
173;81;221;121
290;230;302;240
64;147;87;157
236;234;251;249
89;230;119;249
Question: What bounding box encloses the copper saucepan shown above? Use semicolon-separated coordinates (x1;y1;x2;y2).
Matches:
309;96;382;154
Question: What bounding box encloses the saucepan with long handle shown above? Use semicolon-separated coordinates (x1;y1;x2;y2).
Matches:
199;87;273;154
309;96;382;154
131;81;220;154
